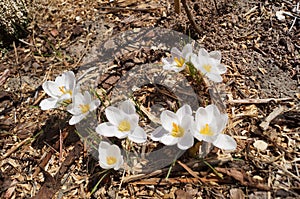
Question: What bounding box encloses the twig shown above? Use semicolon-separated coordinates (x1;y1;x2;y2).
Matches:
260;106;285;130
0;137;32;161
228;97;293;104
181;0;202;36
122;156;233;183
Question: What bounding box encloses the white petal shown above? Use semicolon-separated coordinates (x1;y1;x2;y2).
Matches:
150;126;168;141
209;51;221;61
90;99;101;111
96;123;117;137
72;92;85;106
64;71;76;91
128;126;147;143
114;130;129;139
105;106;124;126
42;81;61;98
39;98;58;110
213;134;237;150
69;114;86;125
216;63;227;74
178;131;194;150
83;91;92;104
114;156;124;170
160;110;178;132
119;100;135;115
171;47;182;58
198;48;209;57
160;134;178;146
182;43;193;59
180;115;193;131
176;104;192;121
206;73;223;83
190;53;199;69
195;107;210;126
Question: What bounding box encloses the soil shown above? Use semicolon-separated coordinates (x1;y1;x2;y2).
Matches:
0;0;299;198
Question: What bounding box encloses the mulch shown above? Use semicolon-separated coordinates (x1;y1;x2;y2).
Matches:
0;0;299;198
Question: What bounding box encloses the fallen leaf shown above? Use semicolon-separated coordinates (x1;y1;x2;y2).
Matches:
253;140;268;151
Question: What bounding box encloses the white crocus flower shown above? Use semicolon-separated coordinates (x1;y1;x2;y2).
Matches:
151;104;194;150
67;91;100;125
191;48;227;82
192;104;236;150
40;71;78;110
162;43;193;72
98;141;124;170
96;100;147;144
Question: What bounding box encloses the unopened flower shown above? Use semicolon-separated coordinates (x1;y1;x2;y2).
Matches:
151;104;194;150
96;100;147;144
40;71;78;110
162;43;193;72
191;48;227;82
67;91;100;125
98;141;124;170
192;104;236;150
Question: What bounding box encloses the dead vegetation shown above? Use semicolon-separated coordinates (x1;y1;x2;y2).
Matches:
0;0;299;198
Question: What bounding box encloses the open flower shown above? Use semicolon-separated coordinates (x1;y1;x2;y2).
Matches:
162;43;193;72
96;100;147;144
191;104;236;150
98;141;124;170
150;104;194;150
40;71;78;110
67;91;100;125
191;48;227;82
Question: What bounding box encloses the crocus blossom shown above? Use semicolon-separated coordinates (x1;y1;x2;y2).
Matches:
39;71;78;110
96;100;147;144
192;104;236;150
67;91;100;125
151;104;194;150
98;141;124;170
191;48;227;82
162;43;193;72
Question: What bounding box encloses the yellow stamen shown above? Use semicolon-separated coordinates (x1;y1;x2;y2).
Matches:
203;64;212;72
118;120;131;132
174;57;185;68
79;104;90;113
171;122;184;138
59;86;72;95
199;124;214;136
106;156;117;165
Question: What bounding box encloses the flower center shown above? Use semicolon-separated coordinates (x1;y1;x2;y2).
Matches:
118;120;131;132
174;57;185;68
171;122;184;137
106;156;117;165
79;104;90;113
199;124;214;136
59;86;72;96
203;64;212;72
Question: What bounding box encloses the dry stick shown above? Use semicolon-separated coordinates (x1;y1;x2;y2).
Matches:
0;137;32;161
228;97;293;104
123;156;232;183
259;106;285;130
181;0;202;36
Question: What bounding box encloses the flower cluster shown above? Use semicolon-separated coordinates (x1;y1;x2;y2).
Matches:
40;71;100;125
39;43;236;172
151;104;236;151
162;43;227;82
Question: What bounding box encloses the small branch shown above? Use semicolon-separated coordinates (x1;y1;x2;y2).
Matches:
181;0;202;36
228;97;293;104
